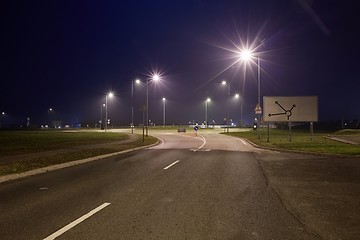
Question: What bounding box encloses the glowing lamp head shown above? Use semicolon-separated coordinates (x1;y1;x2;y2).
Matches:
108;92;114;98
235;93;240;98
135;79;141;84
206;98;211;102
221;80;226;85
240;49;253;61
162;97;166;101
152;74;160;81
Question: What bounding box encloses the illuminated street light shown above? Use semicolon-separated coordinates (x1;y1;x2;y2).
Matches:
240;48;262;139
131;79;141;133
234;93;243;128
47;108;53;127
162;97;166;126
221;80;230;133
105;92;114;132
146;73;161;136
239;49;253;61
0;112;5;129
205;98;211;128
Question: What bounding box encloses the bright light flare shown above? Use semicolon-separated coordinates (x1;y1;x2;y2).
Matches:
162;97;166;101
235;93;240;98
108;92;114;98
206;98;211;102
221;80;227;85
152;74;160;81
239;49;253;61
135;79;141;84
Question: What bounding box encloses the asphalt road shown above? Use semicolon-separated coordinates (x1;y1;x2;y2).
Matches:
0;129;359;239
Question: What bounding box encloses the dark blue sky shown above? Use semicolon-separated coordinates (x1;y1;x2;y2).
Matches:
1;0;359;126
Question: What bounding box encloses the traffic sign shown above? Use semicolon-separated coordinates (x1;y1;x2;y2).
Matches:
254;104;262;114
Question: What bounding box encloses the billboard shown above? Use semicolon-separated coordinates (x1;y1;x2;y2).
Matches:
263;96;318;122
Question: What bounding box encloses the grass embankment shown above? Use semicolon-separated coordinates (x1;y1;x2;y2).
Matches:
0;131;157;176
225;128;360;156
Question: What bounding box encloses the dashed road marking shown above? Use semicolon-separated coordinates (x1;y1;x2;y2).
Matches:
43;202;111;240
163;160;180;170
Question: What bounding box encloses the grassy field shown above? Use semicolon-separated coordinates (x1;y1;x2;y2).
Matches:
225;128;360;156
0;130;157;176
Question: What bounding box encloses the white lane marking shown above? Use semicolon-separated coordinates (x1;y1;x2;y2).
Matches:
193;134;206;151
239;139;248;146
163;160;180;170
148;136;164;149
43;202;111;240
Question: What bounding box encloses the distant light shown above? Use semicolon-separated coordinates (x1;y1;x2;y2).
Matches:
1;112;4;115
162;97;166;101
135;79;141;84
221;80;226;85
108;92;114;98
49;108;53;111
235;93;240;98
206;98;211;102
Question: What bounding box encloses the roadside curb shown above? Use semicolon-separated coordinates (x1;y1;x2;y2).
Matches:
0;138;160;184
237;136;360;158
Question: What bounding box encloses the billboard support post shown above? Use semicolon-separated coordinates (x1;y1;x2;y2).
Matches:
289;122;292;142
310;122;314;142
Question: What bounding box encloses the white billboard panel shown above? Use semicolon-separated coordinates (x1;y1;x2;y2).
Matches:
263;96;318;122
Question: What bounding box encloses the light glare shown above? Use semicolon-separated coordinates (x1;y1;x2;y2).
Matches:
152;74;160;81
240;49;253;61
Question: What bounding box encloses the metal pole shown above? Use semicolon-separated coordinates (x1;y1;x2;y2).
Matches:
240;94;243;128
146;78;149;136
131;81;134;133
257;56;261;140
100;104;102;129
105;95;108;132
163;98;166;126
205;100;208;128
227;82;230;132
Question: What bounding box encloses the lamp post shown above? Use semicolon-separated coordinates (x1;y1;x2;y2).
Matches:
47;108;53;127
256;56;261;139
162;97;166;126
105;92;113;132
0;112;4;129
100;103;105;129
221;80;230;132
235;93;243;128
131;79;141;133
205;98;211;128
146;74;160;136
240;49;261;139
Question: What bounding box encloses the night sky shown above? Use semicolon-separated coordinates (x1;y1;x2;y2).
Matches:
1;0;359;127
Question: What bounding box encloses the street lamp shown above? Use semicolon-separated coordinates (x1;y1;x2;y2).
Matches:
131;79;141;133
100;103;105;129
239;49;261;139
205;98;211;128
235;93;243;128
162;97;166;126
105;92;114;132
221;80;230;132
146;74;160;136
0;112;4;129
47;108;53;127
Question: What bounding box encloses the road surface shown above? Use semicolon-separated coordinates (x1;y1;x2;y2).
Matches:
0;129;359;239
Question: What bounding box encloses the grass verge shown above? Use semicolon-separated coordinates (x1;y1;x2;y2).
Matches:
0;131;157;176
225;128;360;156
